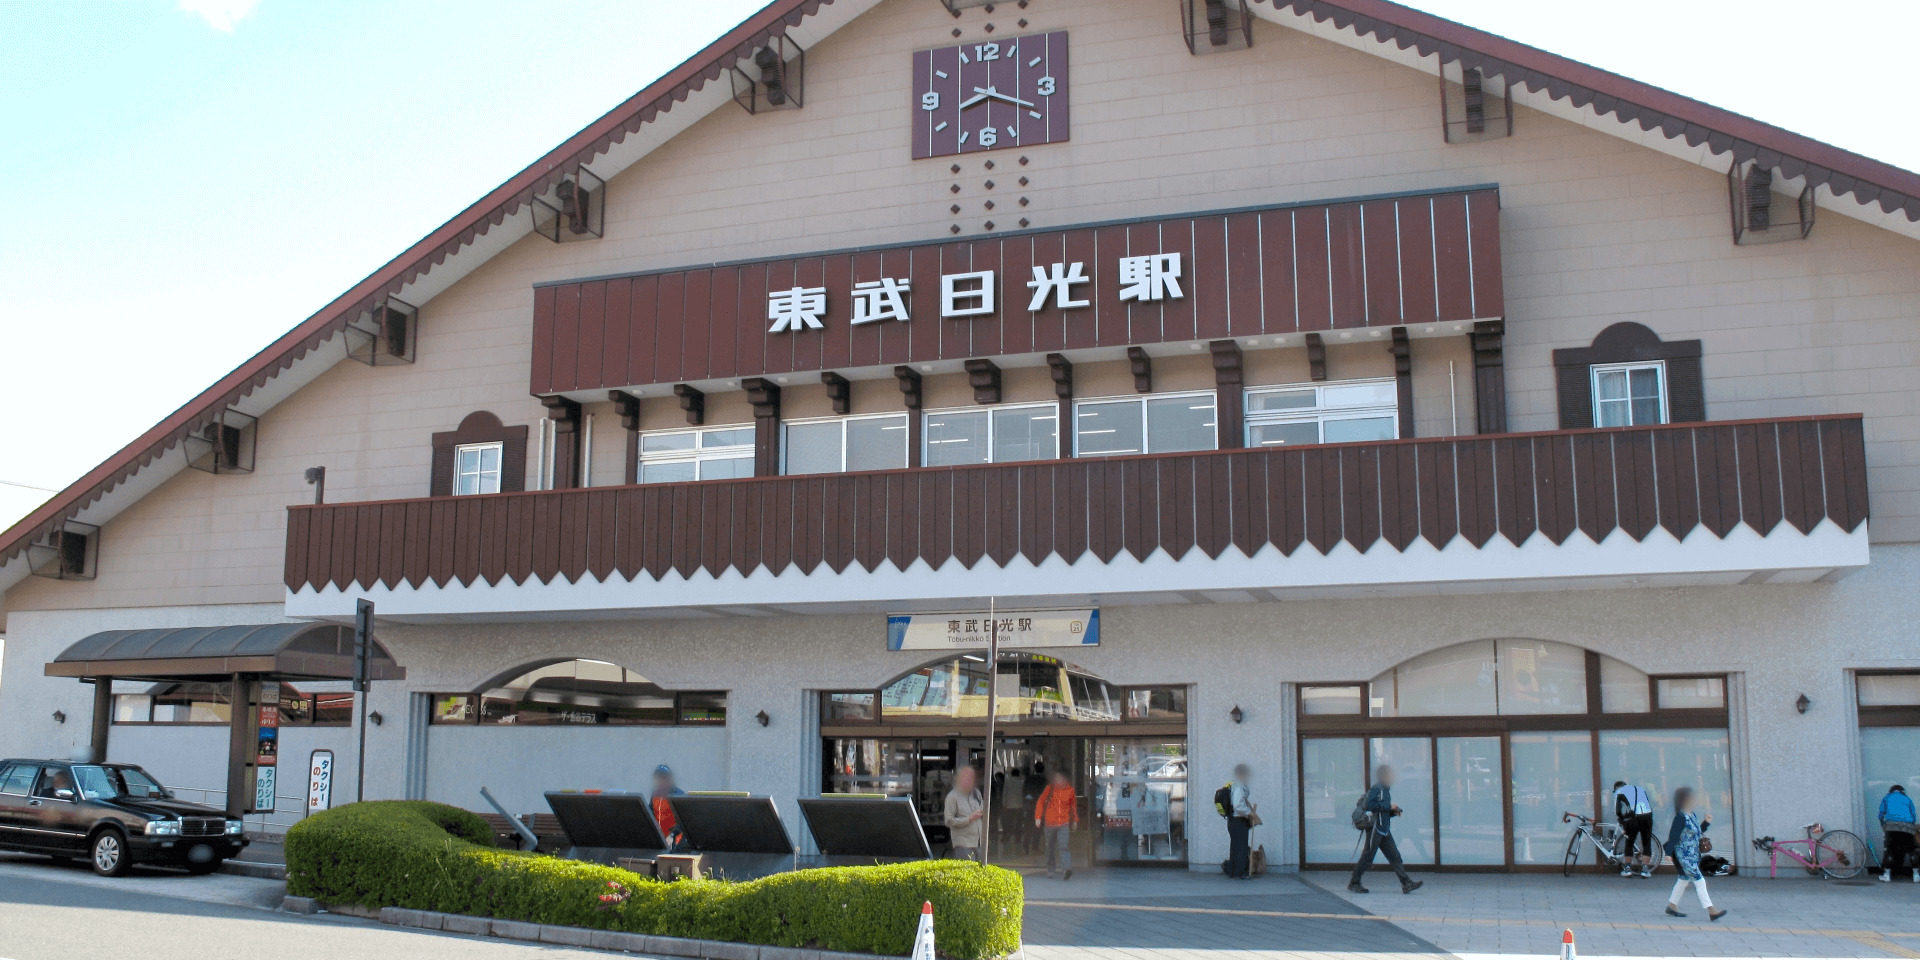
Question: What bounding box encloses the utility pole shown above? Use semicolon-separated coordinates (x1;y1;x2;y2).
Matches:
979;597;999;865
353;598;373;803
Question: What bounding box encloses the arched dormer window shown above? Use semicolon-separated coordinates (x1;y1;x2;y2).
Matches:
430;411;528;496
1551;323;1704;429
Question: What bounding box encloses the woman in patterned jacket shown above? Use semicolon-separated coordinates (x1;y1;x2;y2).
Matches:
1662;787;1726;921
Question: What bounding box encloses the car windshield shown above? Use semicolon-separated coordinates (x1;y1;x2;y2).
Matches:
71;765;170;801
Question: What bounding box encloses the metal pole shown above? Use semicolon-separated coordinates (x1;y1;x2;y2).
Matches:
980;597;999;865
354;599;374;803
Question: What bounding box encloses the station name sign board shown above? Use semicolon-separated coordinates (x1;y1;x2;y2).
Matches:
529;187;1504;395
887;608;1100;651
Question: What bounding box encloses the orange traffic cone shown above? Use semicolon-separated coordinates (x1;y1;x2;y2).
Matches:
1560;929;1576;960
911;901;936;960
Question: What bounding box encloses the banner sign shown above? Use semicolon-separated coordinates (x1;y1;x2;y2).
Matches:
254;766;276;813
887;609;1098;651
308;750;334;813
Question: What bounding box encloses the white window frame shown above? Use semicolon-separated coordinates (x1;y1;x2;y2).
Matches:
780;412;911;475
636;424;756;483
453;441;504;495
1243;378;1400;448
1071;390;1219;458
922;402;1061;465
1590;361;1668;428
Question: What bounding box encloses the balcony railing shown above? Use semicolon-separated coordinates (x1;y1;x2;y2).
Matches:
285;416;1866;596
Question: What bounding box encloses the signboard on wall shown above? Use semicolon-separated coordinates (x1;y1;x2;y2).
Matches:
308;750;334;813
254;767;276;813
887;609;1098;651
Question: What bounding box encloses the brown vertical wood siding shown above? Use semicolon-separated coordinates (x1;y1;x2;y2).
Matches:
528;187;1505;395
286;416;1866;593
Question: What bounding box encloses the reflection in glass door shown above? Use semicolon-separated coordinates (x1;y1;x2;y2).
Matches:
1302;738;1365;863
1369;738;1434;864
1438;736;1504;865
1090;739;1188;863
1510;732;1593;866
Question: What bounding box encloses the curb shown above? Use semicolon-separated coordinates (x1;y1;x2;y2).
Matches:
374;907;905;960
222;859;288;881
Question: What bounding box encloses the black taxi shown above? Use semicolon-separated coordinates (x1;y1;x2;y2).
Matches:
0;759;248;876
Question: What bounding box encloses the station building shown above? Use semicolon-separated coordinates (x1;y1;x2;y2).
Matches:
4;0;1920;873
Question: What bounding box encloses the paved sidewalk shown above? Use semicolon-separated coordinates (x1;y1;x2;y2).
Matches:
1313;870;1920;959
1022;869;1443;960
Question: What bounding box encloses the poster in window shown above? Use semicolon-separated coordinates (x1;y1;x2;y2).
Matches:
1131;784;1171;836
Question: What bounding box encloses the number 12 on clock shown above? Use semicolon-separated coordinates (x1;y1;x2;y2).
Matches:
912;30;1069;160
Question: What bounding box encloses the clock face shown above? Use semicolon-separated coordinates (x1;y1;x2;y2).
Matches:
912;31;1068;160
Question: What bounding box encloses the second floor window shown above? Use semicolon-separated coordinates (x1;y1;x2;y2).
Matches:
1245;379;1398;447
925;403;1059;466
1074;391;1217;457
454;442;504;495
1591;361;1667;427
784;413;909;475
639;425;754;483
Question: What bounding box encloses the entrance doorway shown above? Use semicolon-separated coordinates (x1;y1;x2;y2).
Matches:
819;653;1189;869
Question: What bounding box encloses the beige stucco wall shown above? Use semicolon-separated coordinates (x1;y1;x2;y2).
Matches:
7;546;1920;865
9;0;1920;616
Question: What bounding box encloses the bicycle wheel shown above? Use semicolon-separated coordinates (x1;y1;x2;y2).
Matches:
1813;829;1871;880
1563;831;1584;877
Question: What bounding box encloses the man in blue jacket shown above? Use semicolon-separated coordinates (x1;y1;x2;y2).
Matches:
1879;784;1917;882
1348;765;1422;894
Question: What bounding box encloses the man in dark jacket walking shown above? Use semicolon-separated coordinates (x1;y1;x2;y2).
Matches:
1348;765;1422;894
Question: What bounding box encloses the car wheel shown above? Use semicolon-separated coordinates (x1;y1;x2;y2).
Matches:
184;859;223;876
90;830;130;877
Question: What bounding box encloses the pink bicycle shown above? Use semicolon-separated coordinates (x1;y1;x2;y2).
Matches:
1751;822;1871;880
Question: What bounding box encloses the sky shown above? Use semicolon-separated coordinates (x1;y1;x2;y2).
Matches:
1;0;1916;532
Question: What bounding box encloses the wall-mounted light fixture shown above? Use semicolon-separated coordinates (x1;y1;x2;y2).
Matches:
369;711;384;726
51;710;66;724
304;466;327;505
1229;705;1244;724
755;710;771;727
1795;694;1811;715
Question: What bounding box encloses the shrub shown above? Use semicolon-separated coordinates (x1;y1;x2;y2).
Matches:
284;801;1022;959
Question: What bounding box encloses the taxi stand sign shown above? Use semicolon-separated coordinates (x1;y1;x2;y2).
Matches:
887;609;1098;651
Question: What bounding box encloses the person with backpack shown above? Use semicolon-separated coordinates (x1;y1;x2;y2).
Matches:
1878;783;1918;882
1613;780;1656;877
1347;765;1422;894
1215;764;1256;879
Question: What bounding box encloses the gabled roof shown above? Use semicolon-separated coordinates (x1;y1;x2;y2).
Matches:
4;0;1918;583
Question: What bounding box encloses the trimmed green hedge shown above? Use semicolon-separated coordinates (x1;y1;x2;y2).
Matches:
284;801;1022;959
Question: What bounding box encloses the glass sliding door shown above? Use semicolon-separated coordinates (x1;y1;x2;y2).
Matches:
1509;732;1593;866
1302;738;1365;863
1438;736;1505;865
1090;739;1188;864
1369;737;1434;864
1598;729;1732;840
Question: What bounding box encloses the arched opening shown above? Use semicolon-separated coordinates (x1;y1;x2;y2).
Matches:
1299;640;1731;873
431;659;726;727
419;659;730;820
819;652;1191;869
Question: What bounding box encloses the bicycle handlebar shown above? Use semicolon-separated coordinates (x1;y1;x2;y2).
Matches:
1562;811;1593;824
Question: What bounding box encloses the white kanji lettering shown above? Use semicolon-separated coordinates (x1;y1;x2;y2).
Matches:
767;286;828;333
941;270;996;318
1117;252;1184;302
850;278;912;325
1026;261;1091;311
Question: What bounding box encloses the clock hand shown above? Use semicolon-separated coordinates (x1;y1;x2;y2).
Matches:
967;86;1037;109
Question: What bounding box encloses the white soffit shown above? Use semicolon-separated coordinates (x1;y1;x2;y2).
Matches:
1252;5;1920;244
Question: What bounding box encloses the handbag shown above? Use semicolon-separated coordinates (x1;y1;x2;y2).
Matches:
1698;837;1713;854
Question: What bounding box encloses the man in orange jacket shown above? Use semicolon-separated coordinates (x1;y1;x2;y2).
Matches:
1035;768;1079;879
